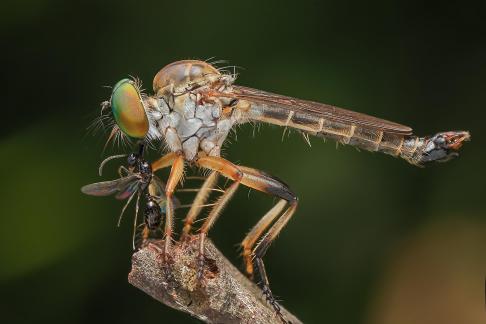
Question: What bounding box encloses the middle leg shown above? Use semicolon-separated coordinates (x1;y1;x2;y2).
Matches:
181;170;219;239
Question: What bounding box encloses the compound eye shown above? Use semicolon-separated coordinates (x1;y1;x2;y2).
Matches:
111;79;149;139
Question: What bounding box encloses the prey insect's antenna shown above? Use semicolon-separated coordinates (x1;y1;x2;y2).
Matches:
98;141;146;176
99;154;128;176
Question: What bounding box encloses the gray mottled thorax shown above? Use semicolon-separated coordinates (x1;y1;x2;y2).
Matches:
147;92;239;161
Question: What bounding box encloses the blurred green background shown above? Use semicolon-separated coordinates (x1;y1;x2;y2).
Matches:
1;1;485;323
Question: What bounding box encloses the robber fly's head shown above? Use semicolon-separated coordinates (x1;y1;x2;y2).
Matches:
419;131;471;165
110;78;149;138
97;78;150;149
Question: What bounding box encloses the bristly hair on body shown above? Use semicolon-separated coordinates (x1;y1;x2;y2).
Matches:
204;56;241;82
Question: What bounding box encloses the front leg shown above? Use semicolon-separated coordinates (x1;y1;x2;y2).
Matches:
162;154;185;260
150;152;185;262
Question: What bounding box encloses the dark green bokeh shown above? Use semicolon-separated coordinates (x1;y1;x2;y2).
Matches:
1;1;485;323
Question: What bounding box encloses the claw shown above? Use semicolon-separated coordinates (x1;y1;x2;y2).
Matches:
254;257;288;323
262;287;288;323
148;242;174;280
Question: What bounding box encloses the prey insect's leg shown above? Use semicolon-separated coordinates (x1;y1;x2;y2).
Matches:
132;192;141;250
181;171;219;239
117;165;130;178
141;226;150;245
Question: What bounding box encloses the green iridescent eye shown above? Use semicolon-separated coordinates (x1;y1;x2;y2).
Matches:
111;79;149;139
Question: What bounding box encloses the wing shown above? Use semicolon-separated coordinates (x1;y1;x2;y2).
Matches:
231;85;412;135
115;180;140;200
81;174;140;197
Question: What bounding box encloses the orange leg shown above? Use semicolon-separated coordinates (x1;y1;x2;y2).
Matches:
181;171;219;238
150;152;185;260
241;199;287;277
151;152;179;172
163;154;185;258
237;166;298;322
195;156;298;322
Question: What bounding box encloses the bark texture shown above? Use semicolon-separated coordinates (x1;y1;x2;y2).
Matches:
128;236;302;324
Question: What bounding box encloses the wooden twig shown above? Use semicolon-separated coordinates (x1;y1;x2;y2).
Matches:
128;236;302;324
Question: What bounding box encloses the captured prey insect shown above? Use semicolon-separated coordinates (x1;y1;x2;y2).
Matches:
88;59;470;322
81;144;178;249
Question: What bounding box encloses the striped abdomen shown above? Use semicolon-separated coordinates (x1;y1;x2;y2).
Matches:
245;104;425;165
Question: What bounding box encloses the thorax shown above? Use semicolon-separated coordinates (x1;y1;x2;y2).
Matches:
150;92;239;161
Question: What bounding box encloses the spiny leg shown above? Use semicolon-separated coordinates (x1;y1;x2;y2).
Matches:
151;152;180;172
162;154;185;260
241;199;287;278
195;157;297;322
237;165;297;274
181;171;219;239
150;152;184;262
196;180;240;279
238;166;298;323
253;202;297;323
194;156;243;279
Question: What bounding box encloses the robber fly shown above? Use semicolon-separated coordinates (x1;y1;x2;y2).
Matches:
89;59;470;322
81;145;176;249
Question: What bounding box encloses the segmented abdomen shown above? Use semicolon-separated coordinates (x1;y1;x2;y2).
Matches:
246;105;425;165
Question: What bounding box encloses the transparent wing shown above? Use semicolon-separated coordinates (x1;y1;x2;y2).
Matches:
231;85;412;135
81;174;140;197
115;180;141;200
